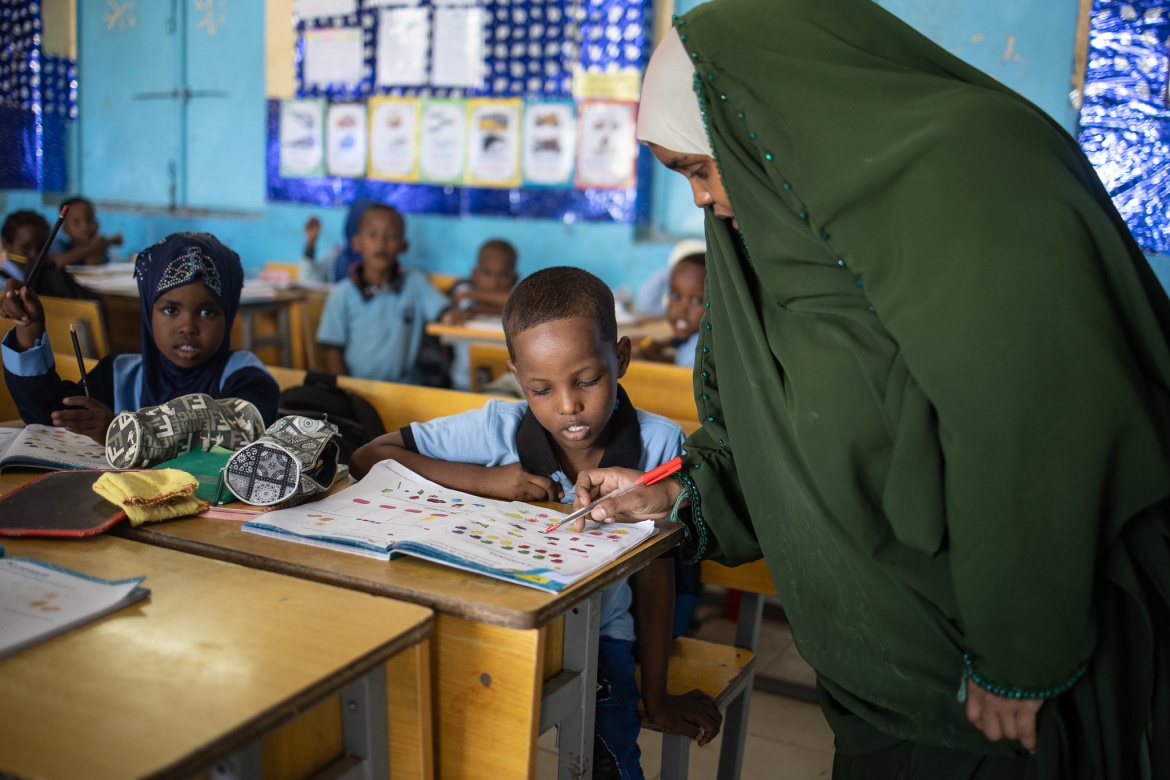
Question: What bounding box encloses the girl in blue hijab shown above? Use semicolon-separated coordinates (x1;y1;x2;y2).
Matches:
1;232;279;443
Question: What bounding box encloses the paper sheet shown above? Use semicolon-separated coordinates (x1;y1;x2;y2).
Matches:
369;97;420;181
466;99;521;187
326;102;369;177
575;100;638;189
279;99;327;178
522;100;576;187
302;27;365;89
418;99;468;184
430;6;485;88
296;0;357;20
376;7;430;86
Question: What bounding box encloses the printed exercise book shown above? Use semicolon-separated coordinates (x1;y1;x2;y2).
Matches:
0;545;149;659
0;425;109;472
242;459;656;592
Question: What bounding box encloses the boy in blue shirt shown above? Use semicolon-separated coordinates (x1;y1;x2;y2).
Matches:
351;266;721;779
316;203;451;383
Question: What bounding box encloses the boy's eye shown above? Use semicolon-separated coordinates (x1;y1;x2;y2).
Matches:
578;376;601;388
529;387;552;397
689;296;704;307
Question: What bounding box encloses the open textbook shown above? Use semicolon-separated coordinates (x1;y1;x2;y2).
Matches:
243;459;657;592
0;425;109;472
0;546;149;659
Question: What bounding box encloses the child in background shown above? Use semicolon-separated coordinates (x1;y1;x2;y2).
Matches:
351;267;721;778
441;238;520;391
633;238;705;316
0;210;95;300
1;232;280;443
632;252;706;368
300;198;375;283
316;203;451;383
49;196;123;267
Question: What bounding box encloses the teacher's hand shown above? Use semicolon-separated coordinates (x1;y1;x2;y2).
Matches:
964;681;1043;753
571;467;685;531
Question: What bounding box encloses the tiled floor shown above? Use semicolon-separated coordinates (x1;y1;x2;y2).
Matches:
536;593;837;779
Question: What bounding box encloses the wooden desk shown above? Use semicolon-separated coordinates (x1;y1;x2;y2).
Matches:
116;508;681;779
0;534;432;780
426;316;674;347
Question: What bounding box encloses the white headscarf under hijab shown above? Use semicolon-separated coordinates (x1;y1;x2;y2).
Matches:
636;27;712;157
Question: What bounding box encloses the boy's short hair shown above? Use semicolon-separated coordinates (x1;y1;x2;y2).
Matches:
479;238;517;269
502;266;616;359
62;196;95;212
675;252;705;269
357;202;404;233
1;210;49;245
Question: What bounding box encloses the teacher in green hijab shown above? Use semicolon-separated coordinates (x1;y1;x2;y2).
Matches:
573;0;1170;777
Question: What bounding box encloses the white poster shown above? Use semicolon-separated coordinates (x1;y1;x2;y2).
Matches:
296;0;358;20
369;97;420;181
279;99;326;178
430;6;485;88
418;100;467;184
376;7;430;86
467;99;521;188
326;103;369;177
575;101;638;189
302;27;365;89
521;100;576;187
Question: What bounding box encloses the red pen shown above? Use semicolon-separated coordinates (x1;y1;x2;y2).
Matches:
544;456;684;534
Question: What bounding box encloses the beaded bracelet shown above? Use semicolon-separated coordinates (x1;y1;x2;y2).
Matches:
956;650;1088;703
669;470;709;563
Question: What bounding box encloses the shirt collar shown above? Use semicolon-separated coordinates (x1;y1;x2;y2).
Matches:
516;384;642;475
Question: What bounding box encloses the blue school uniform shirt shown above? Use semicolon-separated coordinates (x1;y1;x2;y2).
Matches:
674;332;699;368
316;267;449;382
401;386;685;640
1;329;280;425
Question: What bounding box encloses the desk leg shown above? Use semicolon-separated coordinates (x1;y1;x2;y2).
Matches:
241;312;255;353
433;615;544;779
341;663;391;779
550;593;600;780
277;306;292;367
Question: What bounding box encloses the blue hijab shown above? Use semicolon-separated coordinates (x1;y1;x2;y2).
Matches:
332;198;375;281
133;232;244;407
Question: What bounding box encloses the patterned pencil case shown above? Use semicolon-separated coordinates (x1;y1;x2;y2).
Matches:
105;394;265;469
223;416;341;506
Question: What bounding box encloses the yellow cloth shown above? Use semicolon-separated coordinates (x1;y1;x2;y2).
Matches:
92;469;209;527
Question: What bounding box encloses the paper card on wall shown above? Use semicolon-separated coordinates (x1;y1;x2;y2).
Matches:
430;6;485;88
575;100;638;189
279;99;326;178
466;99;521;188
296;0;357;20
571;67;644;102
521;100;576;188
326;103;369;178
369;97;420;181
418;99;467;184
302;28;365;90
367;0;421;6
376;7;429;86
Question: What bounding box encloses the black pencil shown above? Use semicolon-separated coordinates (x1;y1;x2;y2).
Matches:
69;324;90;397
23;203;69;290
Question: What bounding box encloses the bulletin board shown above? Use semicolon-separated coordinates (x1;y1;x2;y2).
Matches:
1075;0;1169;254
267;0;654;223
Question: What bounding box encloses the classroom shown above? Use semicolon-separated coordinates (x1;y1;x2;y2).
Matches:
1;0;1168;778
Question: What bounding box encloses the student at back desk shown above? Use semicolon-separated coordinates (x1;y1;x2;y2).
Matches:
440;238;519;391
1;232;280;443
351;266;721;779
316;203;452;385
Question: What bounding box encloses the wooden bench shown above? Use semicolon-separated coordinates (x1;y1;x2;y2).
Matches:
467;342;701;434
641;558;777;780
265;365;491;431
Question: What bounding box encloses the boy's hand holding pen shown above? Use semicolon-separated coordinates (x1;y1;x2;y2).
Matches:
553;457;686;533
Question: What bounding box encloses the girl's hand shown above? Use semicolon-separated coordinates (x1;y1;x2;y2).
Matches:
51;397;116;445
644;689;723;747
964;681;1043;753
571;467;683;531
482;463;562;502
1;280;46;348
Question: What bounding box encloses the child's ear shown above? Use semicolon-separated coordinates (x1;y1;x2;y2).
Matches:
507;358;521;384
400;238;410;254
615;336;632;378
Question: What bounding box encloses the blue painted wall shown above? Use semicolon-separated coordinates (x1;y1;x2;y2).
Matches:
0;0;1105;293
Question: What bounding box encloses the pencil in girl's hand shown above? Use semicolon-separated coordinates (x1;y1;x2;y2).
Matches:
23;204;69;290
69;324;90;397
545;456;684;533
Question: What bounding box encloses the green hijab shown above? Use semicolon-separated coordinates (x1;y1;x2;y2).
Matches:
652;0;1170;765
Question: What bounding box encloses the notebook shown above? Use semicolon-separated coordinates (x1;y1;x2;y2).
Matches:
242;459;657;593
0;425;110;472
0;543;149;660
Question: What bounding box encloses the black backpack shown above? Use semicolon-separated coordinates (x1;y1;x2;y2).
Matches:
278;370;386;464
